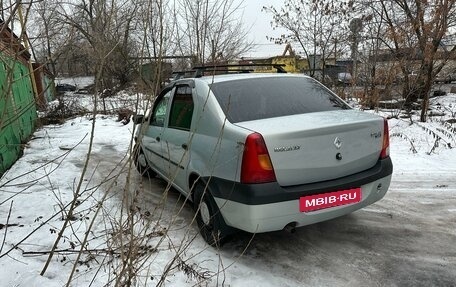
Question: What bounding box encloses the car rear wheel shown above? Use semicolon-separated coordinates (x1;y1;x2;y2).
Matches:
134;146;156;178
193;182;231;246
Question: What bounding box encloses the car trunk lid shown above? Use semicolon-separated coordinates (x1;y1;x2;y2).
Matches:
236;110;385;186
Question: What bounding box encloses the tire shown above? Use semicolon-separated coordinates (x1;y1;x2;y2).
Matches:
193;181;232;246
134;145;157;178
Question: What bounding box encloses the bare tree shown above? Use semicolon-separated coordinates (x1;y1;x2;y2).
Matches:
29;1;62;75
26;0;138;83
264;0;352;79
348;4;398;108
372;0;456;122
174;0;253;65
137;0;176;58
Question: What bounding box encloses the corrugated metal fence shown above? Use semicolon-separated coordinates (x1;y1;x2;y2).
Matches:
0;51;38;176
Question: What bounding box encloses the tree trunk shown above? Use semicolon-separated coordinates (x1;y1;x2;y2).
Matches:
419;65;434;122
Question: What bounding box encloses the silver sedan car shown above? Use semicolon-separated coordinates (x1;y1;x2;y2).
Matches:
133;71;393;245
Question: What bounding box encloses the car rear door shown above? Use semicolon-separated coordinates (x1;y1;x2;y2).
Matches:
160;84;195;194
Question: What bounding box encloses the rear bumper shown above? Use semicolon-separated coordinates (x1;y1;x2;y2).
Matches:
203;157;393;233
214;174;391;233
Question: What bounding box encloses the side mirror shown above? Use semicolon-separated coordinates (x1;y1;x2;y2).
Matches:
133;115;144;125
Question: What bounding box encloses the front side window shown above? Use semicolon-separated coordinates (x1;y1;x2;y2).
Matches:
151;90;171;126
168;86;194;130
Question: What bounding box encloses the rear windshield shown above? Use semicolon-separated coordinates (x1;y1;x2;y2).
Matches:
210;77;350;123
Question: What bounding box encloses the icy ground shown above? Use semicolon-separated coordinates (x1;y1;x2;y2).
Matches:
0;93;456;286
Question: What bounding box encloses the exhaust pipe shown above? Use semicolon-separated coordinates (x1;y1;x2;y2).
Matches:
284;222;297;233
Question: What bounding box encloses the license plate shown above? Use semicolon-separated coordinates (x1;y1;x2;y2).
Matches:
299;188;361;212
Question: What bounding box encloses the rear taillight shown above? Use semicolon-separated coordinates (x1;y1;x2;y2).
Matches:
380;118;390;159
241;133;277;184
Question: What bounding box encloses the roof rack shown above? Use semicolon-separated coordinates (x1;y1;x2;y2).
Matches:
171;63;287;80
192;63;287;77
171;70;195;81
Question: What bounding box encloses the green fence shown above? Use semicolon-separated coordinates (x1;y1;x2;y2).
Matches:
0;52;38;175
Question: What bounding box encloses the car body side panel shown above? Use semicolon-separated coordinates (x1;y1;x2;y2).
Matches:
185;81;250;190
149;80;249;194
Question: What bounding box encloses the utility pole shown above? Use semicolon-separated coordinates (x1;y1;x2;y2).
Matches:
350;18;363;84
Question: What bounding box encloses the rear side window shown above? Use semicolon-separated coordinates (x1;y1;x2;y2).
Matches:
210;77;350;123
168;86;194;130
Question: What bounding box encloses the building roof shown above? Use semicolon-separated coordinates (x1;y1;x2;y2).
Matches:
0;19;31;61
241;43;309;58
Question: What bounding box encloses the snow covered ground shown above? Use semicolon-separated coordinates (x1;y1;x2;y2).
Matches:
1;92;456;286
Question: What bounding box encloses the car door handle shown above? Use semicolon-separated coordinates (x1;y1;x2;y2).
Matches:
181;144;188;150
156;137;160;142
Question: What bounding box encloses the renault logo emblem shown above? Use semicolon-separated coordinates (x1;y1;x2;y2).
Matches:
334;137;342;149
